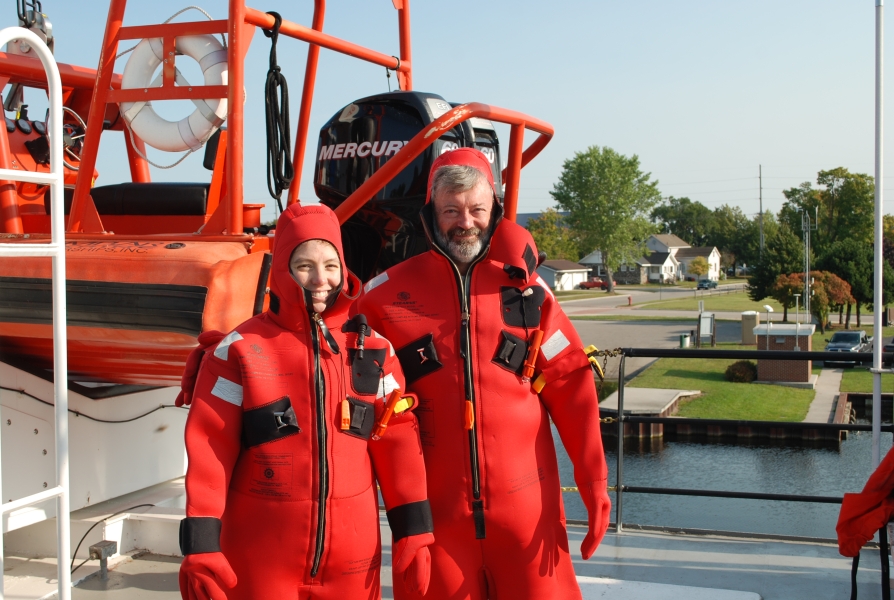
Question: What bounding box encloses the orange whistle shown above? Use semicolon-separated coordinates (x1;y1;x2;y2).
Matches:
522;329;544;382
464;400;475;430
373;389;402;440
340;399;351;431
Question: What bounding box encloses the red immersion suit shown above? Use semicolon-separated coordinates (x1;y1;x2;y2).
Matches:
179;204;432;600
355;149;610;599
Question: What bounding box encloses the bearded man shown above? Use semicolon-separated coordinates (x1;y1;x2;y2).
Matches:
356;148;610;599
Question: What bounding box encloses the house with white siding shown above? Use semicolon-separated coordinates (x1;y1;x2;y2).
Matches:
536;259;590;291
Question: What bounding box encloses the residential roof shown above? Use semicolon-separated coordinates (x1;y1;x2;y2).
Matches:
516;211;569;228
636;252;672;266
651;234;690;248
675;246;718;258
539;259;589;272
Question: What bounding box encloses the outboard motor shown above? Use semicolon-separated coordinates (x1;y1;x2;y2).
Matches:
314;91;502;282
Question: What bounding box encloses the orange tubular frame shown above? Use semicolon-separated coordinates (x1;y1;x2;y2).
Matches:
1;0;549;236
332;103;554;224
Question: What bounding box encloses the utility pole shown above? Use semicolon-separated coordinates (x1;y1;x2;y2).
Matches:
801;208;817;318
759;165;764;258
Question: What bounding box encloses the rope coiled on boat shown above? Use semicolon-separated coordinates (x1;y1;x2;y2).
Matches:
263;11;294;214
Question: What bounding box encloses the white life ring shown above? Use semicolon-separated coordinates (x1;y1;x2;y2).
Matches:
119;35;227;153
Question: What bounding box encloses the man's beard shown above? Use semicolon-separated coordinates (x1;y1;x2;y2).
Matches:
434;224;492;265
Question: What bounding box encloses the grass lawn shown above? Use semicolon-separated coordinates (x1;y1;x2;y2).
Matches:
627;344;814;421
839;368;894;393
636;291;783;313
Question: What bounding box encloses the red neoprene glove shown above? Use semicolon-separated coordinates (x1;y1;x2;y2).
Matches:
393;532;434;596
580;480;611;560
179;552;236;600
176;331;225;407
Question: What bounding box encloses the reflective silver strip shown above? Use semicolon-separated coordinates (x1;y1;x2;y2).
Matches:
174;68;225;128
211;376;243;406
377;373;400;399
370;330;395;357
214;331;243;360
148;37;164;61
199;49;228;72
541;329;571;362
364;272;389;293
177;116;202;151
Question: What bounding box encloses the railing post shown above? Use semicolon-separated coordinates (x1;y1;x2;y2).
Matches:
615;354;625;533
0;26;69;600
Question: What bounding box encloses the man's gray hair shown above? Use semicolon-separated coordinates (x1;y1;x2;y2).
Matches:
430;165;490;202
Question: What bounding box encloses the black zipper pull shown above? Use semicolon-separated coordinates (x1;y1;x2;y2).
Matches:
460;312;470;359
314;314;341;355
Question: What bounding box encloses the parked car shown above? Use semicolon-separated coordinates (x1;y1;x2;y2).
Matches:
824;330;872;366
883;337;894;367
696;280;718;290
577;277;607;290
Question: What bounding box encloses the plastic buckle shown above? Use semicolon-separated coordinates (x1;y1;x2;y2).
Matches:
273;411;289;429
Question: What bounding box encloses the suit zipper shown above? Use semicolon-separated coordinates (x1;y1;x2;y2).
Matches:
457;272;481;499
433;248;487;501
310;312;328;577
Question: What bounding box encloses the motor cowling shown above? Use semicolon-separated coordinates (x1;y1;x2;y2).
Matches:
314;91;502;282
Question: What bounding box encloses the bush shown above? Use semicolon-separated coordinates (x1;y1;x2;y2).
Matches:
725;360;757;383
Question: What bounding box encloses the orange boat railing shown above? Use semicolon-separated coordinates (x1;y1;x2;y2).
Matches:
0;0;551;236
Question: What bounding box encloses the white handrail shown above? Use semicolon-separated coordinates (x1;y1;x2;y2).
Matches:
0;27;70;600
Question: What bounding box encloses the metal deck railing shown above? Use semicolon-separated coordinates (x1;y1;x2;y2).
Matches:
0;27;71;600
607;347;891;599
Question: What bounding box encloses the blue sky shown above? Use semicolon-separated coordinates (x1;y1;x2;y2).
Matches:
3;1;888;224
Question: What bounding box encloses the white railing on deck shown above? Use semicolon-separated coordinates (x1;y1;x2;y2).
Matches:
0;27;71;600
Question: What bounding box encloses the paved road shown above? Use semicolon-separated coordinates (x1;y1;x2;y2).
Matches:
569;318;741;381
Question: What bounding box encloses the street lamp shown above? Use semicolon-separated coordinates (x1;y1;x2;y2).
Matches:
793;294;801;350
763;305;774;350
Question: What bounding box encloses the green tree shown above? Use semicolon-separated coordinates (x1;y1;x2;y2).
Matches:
688;256;710;278
747;225;804;301
550;146;661;292
650;196;713;246
736;210;778;271
780;168;874;260
884;214;894;240
819;238;870;328
708;204;750;271
526;208;580;261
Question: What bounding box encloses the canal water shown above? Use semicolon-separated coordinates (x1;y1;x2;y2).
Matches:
555;422;894;540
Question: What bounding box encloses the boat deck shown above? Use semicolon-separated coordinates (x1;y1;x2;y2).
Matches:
4;517;885;599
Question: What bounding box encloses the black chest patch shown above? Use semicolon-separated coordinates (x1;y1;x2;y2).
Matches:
340;396;376;440
396;333;443;384
500;285;544;328
242;396;300;448
492;330;528;375
348;348;386;395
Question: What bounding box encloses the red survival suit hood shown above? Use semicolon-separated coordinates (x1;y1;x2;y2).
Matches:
422;147;541;283
269;203;359;330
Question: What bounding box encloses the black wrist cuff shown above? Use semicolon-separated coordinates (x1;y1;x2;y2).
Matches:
387;500;434;541
179;517;222;555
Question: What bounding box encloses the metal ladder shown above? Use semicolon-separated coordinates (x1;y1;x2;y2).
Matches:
0;26;71;600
